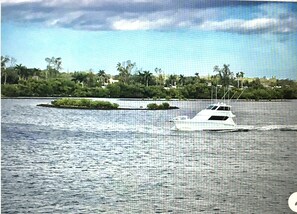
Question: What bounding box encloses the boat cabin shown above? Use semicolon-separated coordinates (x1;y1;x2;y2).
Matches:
206;104;231;111
201;103;234;121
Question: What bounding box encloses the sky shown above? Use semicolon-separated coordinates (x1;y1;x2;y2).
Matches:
1;0;297;79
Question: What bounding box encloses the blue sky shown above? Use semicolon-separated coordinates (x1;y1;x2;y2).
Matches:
2;0;297;79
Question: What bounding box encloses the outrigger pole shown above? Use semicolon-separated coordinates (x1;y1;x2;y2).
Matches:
235;88;245;102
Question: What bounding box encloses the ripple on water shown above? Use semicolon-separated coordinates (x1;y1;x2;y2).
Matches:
1;99;297;213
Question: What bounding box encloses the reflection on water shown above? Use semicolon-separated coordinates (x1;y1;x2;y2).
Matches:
1;99;297;213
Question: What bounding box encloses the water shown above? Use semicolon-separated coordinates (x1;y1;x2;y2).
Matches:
1;98;297;213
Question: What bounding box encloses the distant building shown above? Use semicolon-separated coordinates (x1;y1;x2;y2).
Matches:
108;78;119;84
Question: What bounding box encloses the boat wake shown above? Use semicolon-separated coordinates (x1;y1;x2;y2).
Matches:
254;125;297;131
171;125;297;132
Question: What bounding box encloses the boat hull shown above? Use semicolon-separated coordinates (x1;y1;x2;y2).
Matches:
173;120;236;131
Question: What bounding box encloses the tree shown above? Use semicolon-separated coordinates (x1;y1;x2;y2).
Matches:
117;60;135;84
213;64;234;87
143;70;152;87
137;71;145;85
1;56;10;71
15;64;29;80
249;78;264;89
45;57;62;79
155;67;165;86
72;71;88;87
85;72;97;87
54;57;62;71
1;67;19;84
178;74;186;87
195;72;200;83
97;69;107;85
236;71;245;88
166;74;178;87
1;56;10;84
137;70;153;86
45;57;62;71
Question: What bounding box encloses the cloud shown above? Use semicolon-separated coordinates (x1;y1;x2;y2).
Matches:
112;18;172;30
200;16;297;34
2;0;297;34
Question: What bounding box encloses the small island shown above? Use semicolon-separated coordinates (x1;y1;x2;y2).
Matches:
146;102;178;110
37;98;119;109
37;98;179;110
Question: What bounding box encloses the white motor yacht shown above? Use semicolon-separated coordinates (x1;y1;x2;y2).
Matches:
172;102;237;131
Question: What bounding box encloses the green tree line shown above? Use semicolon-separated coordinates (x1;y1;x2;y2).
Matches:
1;56;297;99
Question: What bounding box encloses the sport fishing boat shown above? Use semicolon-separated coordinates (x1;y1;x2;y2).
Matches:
172;102;237;131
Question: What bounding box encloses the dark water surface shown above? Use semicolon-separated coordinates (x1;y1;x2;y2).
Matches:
1;99;297;213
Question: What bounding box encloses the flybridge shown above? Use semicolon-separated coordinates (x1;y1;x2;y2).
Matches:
206;104;231;111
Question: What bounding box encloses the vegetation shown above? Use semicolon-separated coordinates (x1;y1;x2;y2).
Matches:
50;98;119;109
147;102;173;110
1;56;297;100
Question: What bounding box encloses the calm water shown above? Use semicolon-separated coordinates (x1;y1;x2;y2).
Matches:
1;98;297;213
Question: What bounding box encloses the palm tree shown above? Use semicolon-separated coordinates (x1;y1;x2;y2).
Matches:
236;71;245;88
15;64;28;80
239;71;245;88
143;70;152;87
117;60;135;84
194;72;200;83
1;56;10;84
97;69;107;85
45;57;62;79
213;64;233;87
54;57;62;71
138;71;145;85
167;74;177;87
1;56;10;70
154;67;165;86
178;74;186;86
45;57;52;69
236;72;240;88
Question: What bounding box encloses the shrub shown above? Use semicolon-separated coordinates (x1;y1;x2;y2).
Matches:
1;84;20;97
147;102;171;110
147;103;159;110
161;102;170;109
51;98;119;109
79;98;92;107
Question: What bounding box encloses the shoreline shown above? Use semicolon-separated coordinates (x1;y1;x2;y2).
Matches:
1;97;292;102
37;104;179;110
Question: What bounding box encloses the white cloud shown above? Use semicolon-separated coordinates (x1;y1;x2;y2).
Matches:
201;17;297;34
2;0;297;34
1;0;42;3
112;18;172;30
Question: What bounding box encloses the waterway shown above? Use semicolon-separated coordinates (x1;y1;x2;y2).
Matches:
1;98;297;213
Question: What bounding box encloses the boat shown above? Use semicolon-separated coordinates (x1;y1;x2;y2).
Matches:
172;102;237;131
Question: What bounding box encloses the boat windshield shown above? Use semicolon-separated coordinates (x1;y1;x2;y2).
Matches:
206;105;218;110
211;106;218;110
217;106;231;111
